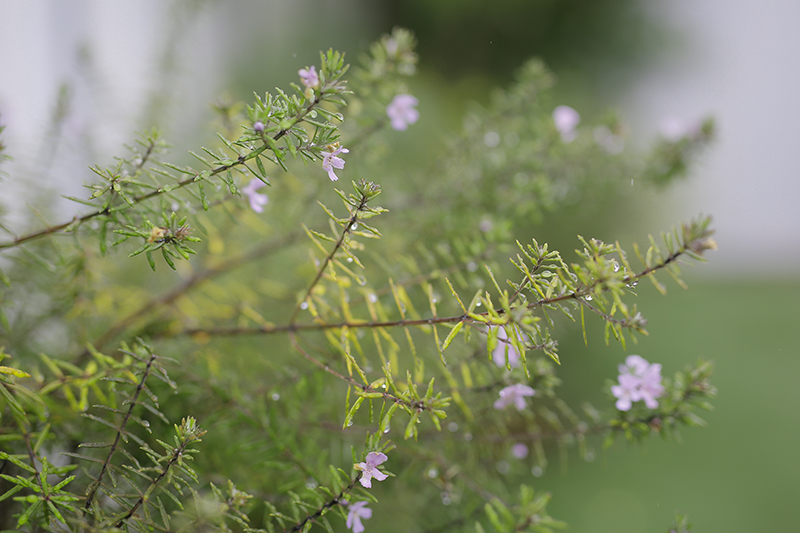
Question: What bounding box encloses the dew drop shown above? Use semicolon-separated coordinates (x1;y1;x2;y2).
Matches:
271;393;280;401
300;301;309;310
531;466;543;477
368;293;378;303
383;425;390;434
305;479;318;490
141;420;150;428
448;422;459;432
585;295;593;301
347;257;353;263
476;301;482;307
441;493;451;505
464;432;473;441
351;223;358;231
467;262;478;272
428;468;438;478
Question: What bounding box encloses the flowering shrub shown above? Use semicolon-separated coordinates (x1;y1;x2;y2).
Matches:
0;26;717;533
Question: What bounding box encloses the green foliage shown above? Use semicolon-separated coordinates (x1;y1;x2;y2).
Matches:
0;28;717;533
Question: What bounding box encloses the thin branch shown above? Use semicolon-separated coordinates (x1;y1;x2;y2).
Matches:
0;88;328;252
283;474;362;533
288;332;430;413
166;230;701;341
114;431;197;528
86;229;301;355
288;193;368;325
84;350;157;513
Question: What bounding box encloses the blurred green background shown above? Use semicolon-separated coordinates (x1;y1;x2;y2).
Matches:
2;0;798;530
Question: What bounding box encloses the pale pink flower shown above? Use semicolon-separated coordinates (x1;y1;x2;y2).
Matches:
611;372;642;411
346;501;372;533
619;355;649;376
355;451;388;488
253;121;265;132
638;363;665;409
298;66;319;89
511;443;529;459
611;355;665;411
321;144;349;182
553;105;580;142
492;326;521;369
494;384;535;411
386;94;419;131
659;117;700;142
241;179;268;213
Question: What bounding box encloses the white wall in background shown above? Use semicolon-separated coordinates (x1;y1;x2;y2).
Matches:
629;0;800;274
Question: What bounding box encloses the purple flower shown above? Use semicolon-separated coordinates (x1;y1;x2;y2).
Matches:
346;501;372;533
298;66;319;89
611;372;642;411
355;451;388;488
492;326;521;369
386;94;419;131
553;105;580;142
253;121;265;132
494;384;535;411
511;443;529;459
611;355;665;411
241;179;268;213
659;116;700;142
321;144;349;182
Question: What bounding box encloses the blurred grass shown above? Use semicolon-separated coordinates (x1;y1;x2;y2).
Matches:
531;274;800;532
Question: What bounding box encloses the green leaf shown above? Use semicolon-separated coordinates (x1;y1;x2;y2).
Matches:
0;366;30;378
441;321;464;352
343;396;364;429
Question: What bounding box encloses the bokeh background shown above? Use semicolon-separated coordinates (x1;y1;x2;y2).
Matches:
1;1;798;531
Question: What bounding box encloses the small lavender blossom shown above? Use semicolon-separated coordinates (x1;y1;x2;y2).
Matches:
511;443;529;459
553;105;580;142
619;354;649;376
298;65;319;89
253;121;265;132
638;362;665;409
611;355;665;411
355;451;388;488
492;326;521;369
346;501;372;533
386;94;419;131
659;116;700;142
494;384;535;411
241;179;268;213
321;144;349;182
611;372;642;411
